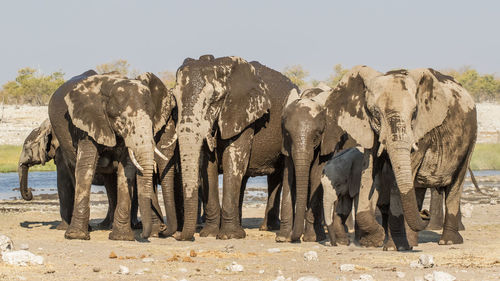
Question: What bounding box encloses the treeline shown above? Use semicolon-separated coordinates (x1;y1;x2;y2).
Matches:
0;60;176;105
283;64;500;103
1;60;499;105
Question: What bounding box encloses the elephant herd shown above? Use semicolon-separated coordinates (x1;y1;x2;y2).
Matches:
17;55;477;251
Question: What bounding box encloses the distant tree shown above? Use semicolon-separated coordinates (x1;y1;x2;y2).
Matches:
326;64;348;88
158;70;176;89
0;67;65;105
96;59;131;76
445;66;500;102
283;65;309;89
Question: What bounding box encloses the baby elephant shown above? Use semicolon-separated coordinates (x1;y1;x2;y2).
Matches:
18;119;134;231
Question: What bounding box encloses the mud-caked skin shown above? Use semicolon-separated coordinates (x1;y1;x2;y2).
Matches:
320;66;477;247
277;86;334;243
173;55;298;241
48;70;176;241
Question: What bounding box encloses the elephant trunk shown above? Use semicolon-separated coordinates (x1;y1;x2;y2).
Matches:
134;145;155;239
387;143;429;232
177;135;202;240
18;164;33;201
291;154;311;241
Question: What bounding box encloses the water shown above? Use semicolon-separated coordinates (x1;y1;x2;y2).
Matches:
0;172;268;201
1;170;498;201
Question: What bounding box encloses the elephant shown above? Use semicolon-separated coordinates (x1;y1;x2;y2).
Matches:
172;55;298;240
48;70;174;240
18;119;127;230
319;66;477;246
277;86;343;242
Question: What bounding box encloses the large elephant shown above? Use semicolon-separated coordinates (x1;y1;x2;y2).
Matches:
320;66;477;246
277;86;340;242
172;55;297;240
18;119;126;230
48;70;174;240
322;147;457;250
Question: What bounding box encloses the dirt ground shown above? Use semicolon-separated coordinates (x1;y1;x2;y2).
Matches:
0;182;499;281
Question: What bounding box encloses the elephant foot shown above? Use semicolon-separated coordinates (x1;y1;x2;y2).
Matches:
173;231;195;241
259;219;280;231
200;223;220;237
359;225;385;247
303;223;326;242
56;220;69;230
335;232;350;246
439;230;463;245
275;229;292;243
383;236;413;251
65;225;90;240
458;219;465;231
217;223;246;240
109;227;135;241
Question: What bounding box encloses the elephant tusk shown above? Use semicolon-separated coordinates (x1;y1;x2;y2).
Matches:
128;148;144;171
412;143;419;152
377;143;385;157
155;147;168;161
153;161;157;172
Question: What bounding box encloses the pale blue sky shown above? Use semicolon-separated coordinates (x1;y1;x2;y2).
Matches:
0;1;498;85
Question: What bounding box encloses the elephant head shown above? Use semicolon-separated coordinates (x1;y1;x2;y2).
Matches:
281;87;332;240
173;55;270;240
321;66;458;232
18;119;58;201
64;72;174;238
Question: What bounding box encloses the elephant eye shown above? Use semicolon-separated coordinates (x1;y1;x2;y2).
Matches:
412;109;418;120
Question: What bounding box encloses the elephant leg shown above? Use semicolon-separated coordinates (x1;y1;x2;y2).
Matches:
238;176;250;226
65;139;98;240
332;198;351;246
109;158;135;241
355;150;384;247
130;179;141;229
217;127;253;240
157;156;177;237
151;177;167;238
96;173;117;230
200;150;220;237
174;168;184;231
304;156;326;242
276;157;293;242
439;161;468;245
55;159;74;231
427;188;444;230
260;171;282;231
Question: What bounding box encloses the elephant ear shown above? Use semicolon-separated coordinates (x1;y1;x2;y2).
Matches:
218;58;271;139
136;72;176;135
64;75;116;147
29;119;53;165
321;66;378;156
409;69;450;142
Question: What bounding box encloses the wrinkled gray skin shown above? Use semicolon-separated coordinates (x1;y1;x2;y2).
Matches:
321;147;467;250
277;86;334;242
18;119;132;230
173;55;297;240
48;70;175;240
320;66;477;247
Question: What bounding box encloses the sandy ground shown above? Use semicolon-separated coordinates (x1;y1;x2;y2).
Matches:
0;182;499;281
